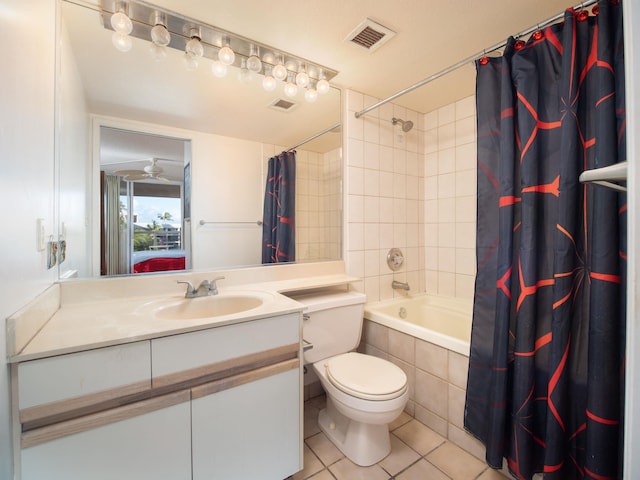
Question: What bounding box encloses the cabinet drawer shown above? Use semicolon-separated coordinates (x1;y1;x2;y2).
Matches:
151;313;300;380
18;341;151;411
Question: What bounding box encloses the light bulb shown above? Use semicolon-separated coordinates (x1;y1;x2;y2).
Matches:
284;74;298;97
183;53;199;71
150;24;170;47
218;42;235;66
246;44;262;72
238;59;252;83
296;65;309;88
149;43;167;61
211;60;228;77
272;54;288;81
186;36;203;58
262;74;277;91
110;11;132;35
273;64;287;81
305;87;318;103
316;78;330;95
112;31;132;52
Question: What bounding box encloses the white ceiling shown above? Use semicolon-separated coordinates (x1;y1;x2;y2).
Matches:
65;0;579;175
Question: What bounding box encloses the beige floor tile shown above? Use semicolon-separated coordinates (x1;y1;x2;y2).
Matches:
329;457;390;480
378;435;421;476
389;410;413;431
306;432;344;467
427;442;487;480
292;444;325;479
306;470;337;480
477;466;511;479
393;419;446;455
396;459;451;480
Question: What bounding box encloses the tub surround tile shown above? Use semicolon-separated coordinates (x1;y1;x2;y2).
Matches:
388;329;415;364
416;340;448;380
415;370;449;420
448;384;466;430
448;352;469;389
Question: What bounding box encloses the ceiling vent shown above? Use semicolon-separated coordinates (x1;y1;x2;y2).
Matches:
345;18;396;53
269;98;298;112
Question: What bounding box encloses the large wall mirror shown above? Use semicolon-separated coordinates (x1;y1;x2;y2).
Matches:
57;0;342;279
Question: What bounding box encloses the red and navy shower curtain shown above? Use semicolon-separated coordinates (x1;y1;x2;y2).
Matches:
465;2;626;479
262;151;296;263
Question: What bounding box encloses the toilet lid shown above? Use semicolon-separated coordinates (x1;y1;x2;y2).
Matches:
325;352;408;401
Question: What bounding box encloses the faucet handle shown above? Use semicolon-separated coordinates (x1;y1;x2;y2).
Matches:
177;280;196;296
208;276;225;295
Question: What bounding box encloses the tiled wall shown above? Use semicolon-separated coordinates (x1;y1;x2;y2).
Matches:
424;96;477;300
359;319;486;461
343;91;426;303
296;148;342;263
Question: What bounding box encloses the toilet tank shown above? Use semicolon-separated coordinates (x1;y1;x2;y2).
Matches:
288;290;367;364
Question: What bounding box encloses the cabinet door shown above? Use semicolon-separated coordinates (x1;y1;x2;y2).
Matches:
192;367;301;480
21;392;191;480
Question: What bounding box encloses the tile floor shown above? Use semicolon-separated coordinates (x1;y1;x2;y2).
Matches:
292;395;509;480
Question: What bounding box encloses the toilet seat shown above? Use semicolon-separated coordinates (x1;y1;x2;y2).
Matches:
324;352;408;401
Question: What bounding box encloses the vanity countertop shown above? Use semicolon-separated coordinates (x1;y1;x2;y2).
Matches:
8;272;360;363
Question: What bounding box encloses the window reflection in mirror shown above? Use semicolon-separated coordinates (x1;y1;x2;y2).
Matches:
100;127;190;276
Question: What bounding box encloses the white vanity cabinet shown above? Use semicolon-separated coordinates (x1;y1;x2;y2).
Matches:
20;392;192;480
13;312;303;480
152;313;302;480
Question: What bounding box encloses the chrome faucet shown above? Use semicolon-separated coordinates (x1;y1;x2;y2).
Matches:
178;276;225;298
392;280;410;291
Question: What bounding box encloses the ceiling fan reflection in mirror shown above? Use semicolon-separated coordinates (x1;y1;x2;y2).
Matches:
114;158;171;182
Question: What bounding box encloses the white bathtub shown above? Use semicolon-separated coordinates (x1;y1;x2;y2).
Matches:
364;294;473;356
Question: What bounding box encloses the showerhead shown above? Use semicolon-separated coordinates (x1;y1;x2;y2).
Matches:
392;117;414;132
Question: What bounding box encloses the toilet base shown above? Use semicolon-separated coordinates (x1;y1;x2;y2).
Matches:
317;396;391;467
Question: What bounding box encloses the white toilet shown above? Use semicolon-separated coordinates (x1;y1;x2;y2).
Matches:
293;290;409;466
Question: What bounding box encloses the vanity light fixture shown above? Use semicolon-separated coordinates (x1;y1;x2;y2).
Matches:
262;66;277;91
283;72;298;97
100;0;338;101
238;59;252;83
304;83;318;103
272;54;288;81
185;27;204;58
110;1;133;52
246;44;262;73
218;36;235;66
295;64;310;88
150;12;170;46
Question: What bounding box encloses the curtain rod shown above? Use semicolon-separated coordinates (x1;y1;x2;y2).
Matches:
286;122;341;152
354;0;598;119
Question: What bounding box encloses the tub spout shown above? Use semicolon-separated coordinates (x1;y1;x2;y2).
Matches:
392;280;410;291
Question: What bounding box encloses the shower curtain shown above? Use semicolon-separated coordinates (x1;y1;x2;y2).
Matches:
465;2;626;479
262;151;296;263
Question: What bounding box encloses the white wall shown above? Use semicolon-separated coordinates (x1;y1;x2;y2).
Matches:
0;1;58;476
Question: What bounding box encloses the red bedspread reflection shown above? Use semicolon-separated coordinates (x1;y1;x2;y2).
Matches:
133;256;185;273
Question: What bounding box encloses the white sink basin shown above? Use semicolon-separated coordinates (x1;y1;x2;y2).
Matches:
152;294;264;320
